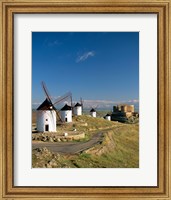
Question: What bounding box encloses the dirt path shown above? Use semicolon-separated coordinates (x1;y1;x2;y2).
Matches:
32;132;104;154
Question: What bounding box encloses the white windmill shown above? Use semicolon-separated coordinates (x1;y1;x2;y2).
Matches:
89;105;101;118
90;108;97;117
73;102;82;116
104;113;111;121
60;104;72;122
36;82;72;132
36;98;57;132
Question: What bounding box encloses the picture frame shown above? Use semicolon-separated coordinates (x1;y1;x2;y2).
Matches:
0;0;170;199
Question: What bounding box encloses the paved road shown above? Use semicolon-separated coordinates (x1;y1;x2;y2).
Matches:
32;132;104;154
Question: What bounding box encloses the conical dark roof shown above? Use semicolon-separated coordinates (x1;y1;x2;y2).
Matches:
37;98;55;110
61;104;72;111
90;108;96;112
106;114;110;116
74;102;82;107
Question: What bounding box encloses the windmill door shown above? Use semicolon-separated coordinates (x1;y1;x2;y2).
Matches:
45;124;49;131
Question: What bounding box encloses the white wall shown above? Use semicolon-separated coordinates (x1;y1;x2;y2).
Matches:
90;111;96;117
36;110;56;132
74;106;82;115
105;116;111;121
60;110;72;122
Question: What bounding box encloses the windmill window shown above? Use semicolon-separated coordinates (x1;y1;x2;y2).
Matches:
46;119;48;121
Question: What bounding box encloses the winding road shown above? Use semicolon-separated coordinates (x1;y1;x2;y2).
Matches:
32;132;104;154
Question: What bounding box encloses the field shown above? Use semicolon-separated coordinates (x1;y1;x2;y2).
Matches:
32;111;139;168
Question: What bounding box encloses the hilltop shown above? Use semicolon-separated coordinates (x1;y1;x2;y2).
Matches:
32;114;123;142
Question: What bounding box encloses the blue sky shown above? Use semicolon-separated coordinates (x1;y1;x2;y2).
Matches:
32;32;139;109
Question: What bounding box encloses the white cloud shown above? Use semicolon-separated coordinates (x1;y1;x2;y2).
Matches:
48;39;61;47
126;99;139;103
43;38;62;47
76;51;95;63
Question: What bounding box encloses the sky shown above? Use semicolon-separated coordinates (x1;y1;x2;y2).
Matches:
32;32;139;110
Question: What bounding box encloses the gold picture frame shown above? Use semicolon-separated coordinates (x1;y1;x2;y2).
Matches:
0;0;171;199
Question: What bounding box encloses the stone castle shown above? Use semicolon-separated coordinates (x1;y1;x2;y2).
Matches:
112;104;138;122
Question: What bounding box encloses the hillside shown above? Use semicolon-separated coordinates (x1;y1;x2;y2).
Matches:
32;115;124;142
32;115;139;168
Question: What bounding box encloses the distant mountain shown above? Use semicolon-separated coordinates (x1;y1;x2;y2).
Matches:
32;100;139;112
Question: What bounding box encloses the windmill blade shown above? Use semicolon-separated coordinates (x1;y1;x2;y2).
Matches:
53;92;72;105
94;105;98;110
80;97;84;107
49;110;63;127
50;106;63;123
90;104;98;109
55;110;63;122
51;104;63;122
71;95;73;108
41;81;52;103
96;111;101;117
80;97;84;110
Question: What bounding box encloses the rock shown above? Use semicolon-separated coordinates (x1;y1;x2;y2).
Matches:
42;147;48;152
40;136;44;140
80;123;88;126
35;148;41;152
46;164;52;168
49;137;54;142
54;154;60;159
49;159;57;167
64;132;68;136
41;136;46;142
53;138;57;142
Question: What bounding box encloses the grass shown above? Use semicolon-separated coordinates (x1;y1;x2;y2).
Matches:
32;123;139;168
67;124;139;168
32;111;139;168
32;113;121;142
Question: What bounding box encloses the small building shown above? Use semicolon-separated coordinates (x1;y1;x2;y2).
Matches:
73;102;82;116
60;104;72;122
36;98;57;132
104;114;111;121
90;108;96;117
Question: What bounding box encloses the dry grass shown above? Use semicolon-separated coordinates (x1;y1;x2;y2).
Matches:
32;123;139;168
68;124;139;168
32;111;139;168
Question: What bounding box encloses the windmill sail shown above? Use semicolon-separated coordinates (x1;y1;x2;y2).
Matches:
53;92;72;105
41;81;53;103
80;97;84;113
41;81;72;123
